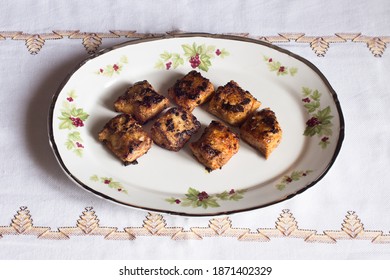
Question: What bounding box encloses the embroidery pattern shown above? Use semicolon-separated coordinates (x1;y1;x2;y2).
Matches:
1;207;389;243
0;31;388;57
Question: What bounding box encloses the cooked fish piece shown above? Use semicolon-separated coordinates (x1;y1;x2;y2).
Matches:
150;107;201;151
168;70;214;112
189;120;240;171
98;114;152;165
114;80;169;124
208;80;261;126
240;108;282;159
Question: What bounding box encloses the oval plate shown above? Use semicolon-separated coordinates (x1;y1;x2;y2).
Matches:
48;33;344;216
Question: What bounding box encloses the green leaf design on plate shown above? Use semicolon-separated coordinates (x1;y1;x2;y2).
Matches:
289;67;298;76
58;105;89;130
67;90;77;99
302;87;312;96
263;55;298;76
172;54;184;69
90;175;128;194
65;139;75;150
216;189;246;201
155;42;229;72
182;44;195;57
96;55;128;77
68;131;82;142
154;60;165;69
301;87;334;149
218;48;230;58
120;55;128;64
166;187;246;209
90;175;99;182
57;90;89;157
58;118;73;130
311;89;321;101
304;101;320;113
64;131;84;157
73;149;83;157
160;51;172;61
276;170;313;190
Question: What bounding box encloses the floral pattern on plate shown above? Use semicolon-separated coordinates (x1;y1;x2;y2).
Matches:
275;170;313;190
57;90;89;157
96;55;128;77
263;55;298;76
301;87;334;148
90;175;128;194
155;42;229;71
166;187;246;209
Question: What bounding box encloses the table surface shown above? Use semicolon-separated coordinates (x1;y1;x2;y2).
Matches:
1;0;390;260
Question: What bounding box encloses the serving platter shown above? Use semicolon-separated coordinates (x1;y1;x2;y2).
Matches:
48;33;344;216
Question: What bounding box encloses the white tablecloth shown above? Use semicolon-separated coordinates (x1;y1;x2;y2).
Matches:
1;0;390;259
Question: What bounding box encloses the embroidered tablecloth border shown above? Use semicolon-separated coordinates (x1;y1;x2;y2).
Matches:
1;206;389;243
0;31;389;57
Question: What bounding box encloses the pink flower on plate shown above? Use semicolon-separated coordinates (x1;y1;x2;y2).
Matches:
76;142;84;148
215;49;221;56
306;117;320;127
197;191;209;201
189;53;201;68
70;117;84;127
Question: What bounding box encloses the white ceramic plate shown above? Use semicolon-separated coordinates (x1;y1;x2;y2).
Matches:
49;34;344;216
